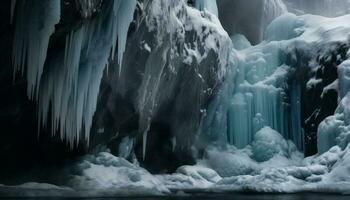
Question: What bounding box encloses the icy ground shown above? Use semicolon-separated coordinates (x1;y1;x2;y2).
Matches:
2;130;350;197
3;8;350;198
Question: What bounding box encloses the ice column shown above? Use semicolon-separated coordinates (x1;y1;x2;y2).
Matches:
227;43;303;150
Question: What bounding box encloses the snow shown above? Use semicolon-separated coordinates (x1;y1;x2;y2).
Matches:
68;152;169;195
307;78;323;90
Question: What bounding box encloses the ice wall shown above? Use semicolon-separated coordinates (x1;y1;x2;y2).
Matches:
227;44;303;149
202;13;307;151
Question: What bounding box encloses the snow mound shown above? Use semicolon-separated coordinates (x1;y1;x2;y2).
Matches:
201;145;259;177
68;152;169;195
252;127;289;162
158;165;221;190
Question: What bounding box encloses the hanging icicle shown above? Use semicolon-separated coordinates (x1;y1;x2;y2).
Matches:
12;0;61;99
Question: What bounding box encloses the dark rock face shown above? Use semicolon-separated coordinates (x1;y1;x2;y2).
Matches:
90;0;230;173
283;42;349;156
217;0;286;44
0;0;230;177
300;43;349;156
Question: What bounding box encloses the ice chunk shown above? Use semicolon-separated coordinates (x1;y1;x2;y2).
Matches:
231;34;251;50
195;0;218;16
200;145;259;177
252;127;289;162
265;13;304;42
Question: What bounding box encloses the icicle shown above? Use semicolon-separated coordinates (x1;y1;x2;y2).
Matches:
12;0;61;99
36;0;137;147
171;137;177;152
110;0;137;76
10;0;16;24
142;130;148;160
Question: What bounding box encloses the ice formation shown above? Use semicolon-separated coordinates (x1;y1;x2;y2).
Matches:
11;0;137;147
12;0;61;99
195;0;218;16
5;0;350;197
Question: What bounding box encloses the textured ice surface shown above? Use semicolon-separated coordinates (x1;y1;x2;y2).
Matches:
195;0;218;16
231;34;251;50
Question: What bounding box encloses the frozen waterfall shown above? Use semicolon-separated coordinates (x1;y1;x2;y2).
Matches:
227;43;303;150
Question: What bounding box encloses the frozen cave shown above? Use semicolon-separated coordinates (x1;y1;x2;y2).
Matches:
2;0;350;198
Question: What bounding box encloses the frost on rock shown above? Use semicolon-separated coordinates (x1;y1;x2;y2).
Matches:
132;0;231;159
12;0;61;99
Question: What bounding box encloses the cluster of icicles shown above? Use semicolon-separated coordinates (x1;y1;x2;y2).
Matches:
11;0;136;148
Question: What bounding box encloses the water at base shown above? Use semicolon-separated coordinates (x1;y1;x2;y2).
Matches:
6;193;350;200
